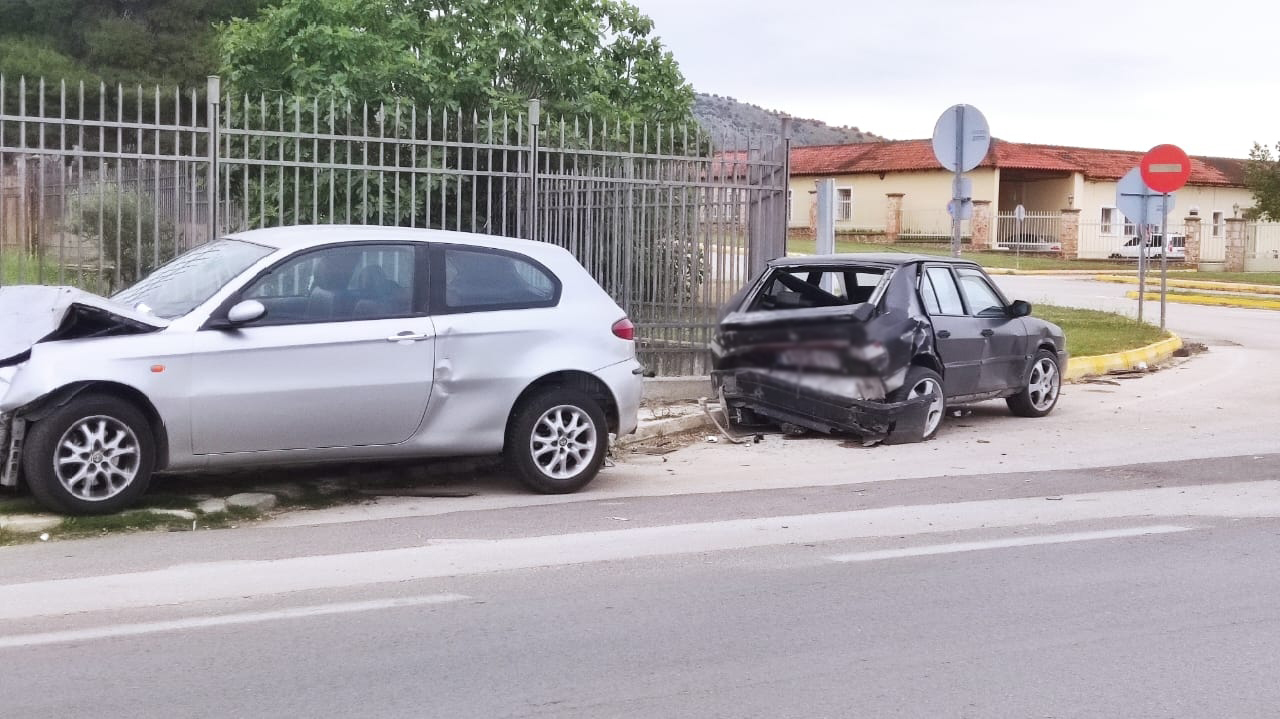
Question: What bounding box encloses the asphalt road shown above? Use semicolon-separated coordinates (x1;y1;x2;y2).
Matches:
3;456;1280;718
2;277;1279;718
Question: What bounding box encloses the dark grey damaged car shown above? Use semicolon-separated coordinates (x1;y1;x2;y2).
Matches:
710;254;1068;443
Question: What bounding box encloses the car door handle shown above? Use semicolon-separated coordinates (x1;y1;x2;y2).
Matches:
981;329;995;337
936;330;951;339
387;331;433;342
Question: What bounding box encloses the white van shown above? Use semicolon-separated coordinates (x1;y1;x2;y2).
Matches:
1110;234;1186;261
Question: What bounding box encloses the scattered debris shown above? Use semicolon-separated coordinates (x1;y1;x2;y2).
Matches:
1045;496;1063;501
607;516;630;522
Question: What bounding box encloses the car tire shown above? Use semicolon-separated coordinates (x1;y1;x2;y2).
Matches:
885;365;946;444
1007;349;1062;418
505;387;608;494
22;394;156;515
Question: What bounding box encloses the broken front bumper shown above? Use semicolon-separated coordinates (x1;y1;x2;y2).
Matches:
712;369;934;440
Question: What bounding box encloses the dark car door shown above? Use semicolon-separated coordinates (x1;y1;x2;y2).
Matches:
919;265;983;398
955;267;1029;393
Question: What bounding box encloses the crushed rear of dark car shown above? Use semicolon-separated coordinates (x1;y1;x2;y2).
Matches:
710;254;1068;444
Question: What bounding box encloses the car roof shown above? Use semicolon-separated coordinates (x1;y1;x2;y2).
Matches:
224;225;562;256
768;252;982;268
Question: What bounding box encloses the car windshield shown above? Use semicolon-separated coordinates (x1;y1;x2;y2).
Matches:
112;239;274;319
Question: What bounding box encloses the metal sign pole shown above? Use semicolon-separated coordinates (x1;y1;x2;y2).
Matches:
1159;193;1169;330
952;105;963;258
1015;215;1023;270
1138;196;1148;323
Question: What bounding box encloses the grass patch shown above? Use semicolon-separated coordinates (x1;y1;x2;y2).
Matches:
1;252;61;285
1187;271;1280;286
785;238;1133;271
1034;304;1169;357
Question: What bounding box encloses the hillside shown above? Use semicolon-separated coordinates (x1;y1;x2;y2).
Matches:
693;92;885;149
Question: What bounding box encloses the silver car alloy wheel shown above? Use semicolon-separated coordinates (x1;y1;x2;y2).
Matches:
907;378;944;437
1028;357;1060;412
53;415;141;502
530;405;597;480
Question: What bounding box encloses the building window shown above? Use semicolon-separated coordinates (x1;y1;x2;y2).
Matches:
836;188;852;221
1123;217;1136;236
1212;211;1224;237
1101;207;1116;235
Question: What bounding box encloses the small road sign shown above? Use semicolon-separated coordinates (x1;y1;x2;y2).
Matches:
1140;144;1192;194
947;199;973;220
931;105;991;173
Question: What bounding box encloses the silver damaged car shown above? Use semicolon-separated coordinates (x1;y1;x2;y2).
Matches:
0;226;643;515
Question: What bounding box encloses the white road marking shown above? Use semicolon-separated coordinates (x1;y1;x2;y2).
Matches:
828;525;1193;563
0;593;469;650
2;481;1278;622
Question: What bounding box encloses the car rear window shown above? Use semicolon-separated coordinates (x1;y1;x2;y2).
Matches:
749;266;886;311
439;246;559;312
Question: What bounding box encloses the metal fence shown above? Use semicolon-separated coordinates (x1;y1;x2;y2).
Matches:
993;211;1060;250
1;76;789;375
1246;223;1280;271
899;208;969;241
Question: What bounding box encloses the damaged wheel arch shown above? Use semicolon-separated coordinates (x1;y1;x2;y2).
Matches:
14;381;170;472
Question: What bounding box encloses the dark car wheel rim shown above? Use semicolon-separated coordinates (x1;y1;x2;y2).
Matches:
530;405;597;480
1029;358;1060;411
907;378;944;436
54;415;141;502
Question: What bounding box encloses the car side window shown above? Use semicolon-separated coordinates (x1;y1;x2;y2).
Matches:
240;244;416;325
923;267;965;315
956;268;1006;317
439;246;559;312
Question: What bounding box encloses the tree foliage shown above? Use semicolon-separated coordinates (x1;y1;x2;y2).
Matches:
218;0;695;125
0;0;266;87
1246;142;1280;221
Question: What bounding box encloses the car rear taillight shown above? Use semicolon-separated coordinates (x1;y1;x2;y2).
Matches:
611;317;635;341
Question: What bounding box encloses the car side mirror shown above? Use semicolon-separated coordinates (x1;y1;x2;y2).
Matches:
225;299;267;326
1007;300;1032;318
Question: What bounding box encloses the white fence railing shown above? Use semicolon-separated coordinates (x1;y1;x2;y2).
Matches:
993;212;1060;251
899;208;969;240
1246;223;1280;271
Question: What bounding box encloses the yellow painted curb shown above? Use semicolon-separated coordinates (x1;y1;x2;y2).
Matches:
1096;274;1280;296
1123;290;1280;310
1064;333;1183;382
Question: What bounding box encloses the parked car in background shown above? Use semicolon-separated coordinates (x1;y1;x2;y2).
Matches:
996;232;1062;254
711;254;1067;444
0;226;642;515
1110;233;1186;260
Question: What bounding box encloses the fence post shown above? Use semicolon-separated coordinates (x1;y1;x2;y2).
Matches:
1225;217;1246;271
206;76;220;242
970;200;992;250
780;117;792;256
885;193;904;243
1058;208;1080;260
1183;215;1201;267
526;99;540;243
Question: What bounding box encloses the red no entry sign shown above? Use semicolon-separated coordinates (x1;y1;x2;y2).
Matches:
1140;144;1191;193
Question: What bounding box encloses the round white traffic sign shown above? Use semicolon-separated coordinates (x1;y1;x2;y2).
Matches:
932;104;991;173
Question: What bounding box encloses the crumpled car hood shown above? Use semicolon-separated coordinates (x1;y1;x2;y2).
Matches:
0;285;168;364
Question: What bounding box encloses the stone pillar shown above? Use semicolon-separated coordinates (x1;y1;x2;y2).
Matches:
1225;217;1246;272
1183;215;1202;267
1058;208;1081;260
970;200;992;251
885;193;904;243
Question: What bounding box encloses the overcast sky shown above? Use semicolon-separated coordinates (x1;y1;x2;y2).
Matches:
628;0;1273;158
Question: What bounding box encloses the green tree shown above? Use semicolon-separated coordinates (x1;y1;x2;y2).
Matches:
0;0;266;87
217;0;695;124
1246;142;1280;221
